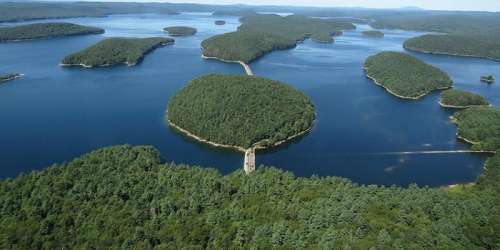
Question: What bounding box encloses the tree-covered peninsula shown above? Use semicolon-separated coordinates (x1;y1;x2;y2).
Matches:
404;34;500;61
0;23;104;42
167;74;315;150
440;89;490;108
453;107;500;152
362;30;384;37
61;37;173;68
0;73;21;83
0;144;499;249
202;14;355;63
163;26;197;36
364;51;452;99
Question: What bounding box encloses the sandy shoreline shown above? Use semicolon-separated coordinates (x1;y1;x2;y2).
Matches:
60;62;137;68
168;117;314;153
201;54;254;76
364;67;451;100
439;101;491;109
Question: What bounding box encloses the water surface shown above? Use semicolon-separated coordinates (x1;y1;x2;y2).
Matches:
1;16;498;186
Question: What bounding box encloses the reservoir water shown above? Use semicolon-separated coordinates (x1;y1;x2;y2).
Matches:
1;13;498;186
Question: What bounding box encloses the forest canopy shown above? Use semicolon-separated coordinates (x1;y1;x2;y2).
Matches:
201;14;355;63
0;23;104;42
453;107;500;152
0;144;498;249
404;34;500;61
364;51;452;99
167;74;315;149
163;26;197;36
61;37;173;67
440;89;490;108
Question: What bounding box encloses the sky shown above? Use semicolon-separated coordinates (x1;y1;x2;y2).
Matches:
44;0;500;11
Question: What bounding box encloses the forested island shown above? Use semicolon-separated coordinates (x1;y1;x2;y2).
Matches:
0;143;499;249
439;89;490;108
453;107;500;152
0;23;104;42
404;34;500;61
167;74;315;150
202;14;355;63
362;30;384;37
163;26;197;36
364;51;453;99
481;75;495;84
61;37;173;68
0;73;22;83
214;20;226;25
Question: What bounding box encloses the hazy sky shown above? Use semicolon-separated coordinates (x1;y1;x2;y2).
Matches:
50;0;500;11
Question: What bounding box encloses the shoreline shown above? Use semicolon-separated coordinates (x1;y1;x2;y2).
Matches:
364;67;451;100
60;61;137;68
167;117;315;153
438;101;491;109
201;54;254;76
404;45;500;62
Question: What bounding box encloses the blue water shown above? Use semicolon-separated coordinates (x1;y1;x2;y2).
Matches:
1;14;498;186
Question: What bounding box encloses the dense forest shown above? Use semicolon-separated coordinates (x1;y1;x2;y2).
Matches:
404;34;500;61
364;51;453;99
453;107;500;152
0;73;21;83
0;144;499;249
202;14;355;62
167;74;315;149
440;89;490;108
202;31;297;63
0;2;180;22
61;37;174;67
362;30;384;37
0;23;104;42
163;26;197;36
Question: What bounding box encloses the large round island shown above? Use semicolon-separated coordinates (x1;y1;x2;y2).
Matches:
167;74;315;173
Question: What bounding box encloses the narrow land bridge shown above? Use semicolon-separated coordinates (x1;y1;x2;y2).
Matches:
240;61;256;174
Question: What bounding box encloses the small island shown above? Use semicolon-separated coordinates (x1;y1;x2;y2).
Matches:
61;37;174;68
0;22;104;42
0;73;22;83
481;75;495;84
202;14;355;63
404;34;500;61
364;51;453;99
362;30;384;38
163;26;197;36
167;74;315;172
439;89;490;108
452;107;500;152
215;20;226;25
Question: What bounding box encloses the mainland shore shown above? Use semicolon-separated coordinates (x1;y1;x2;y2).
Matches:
404;46;500;62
